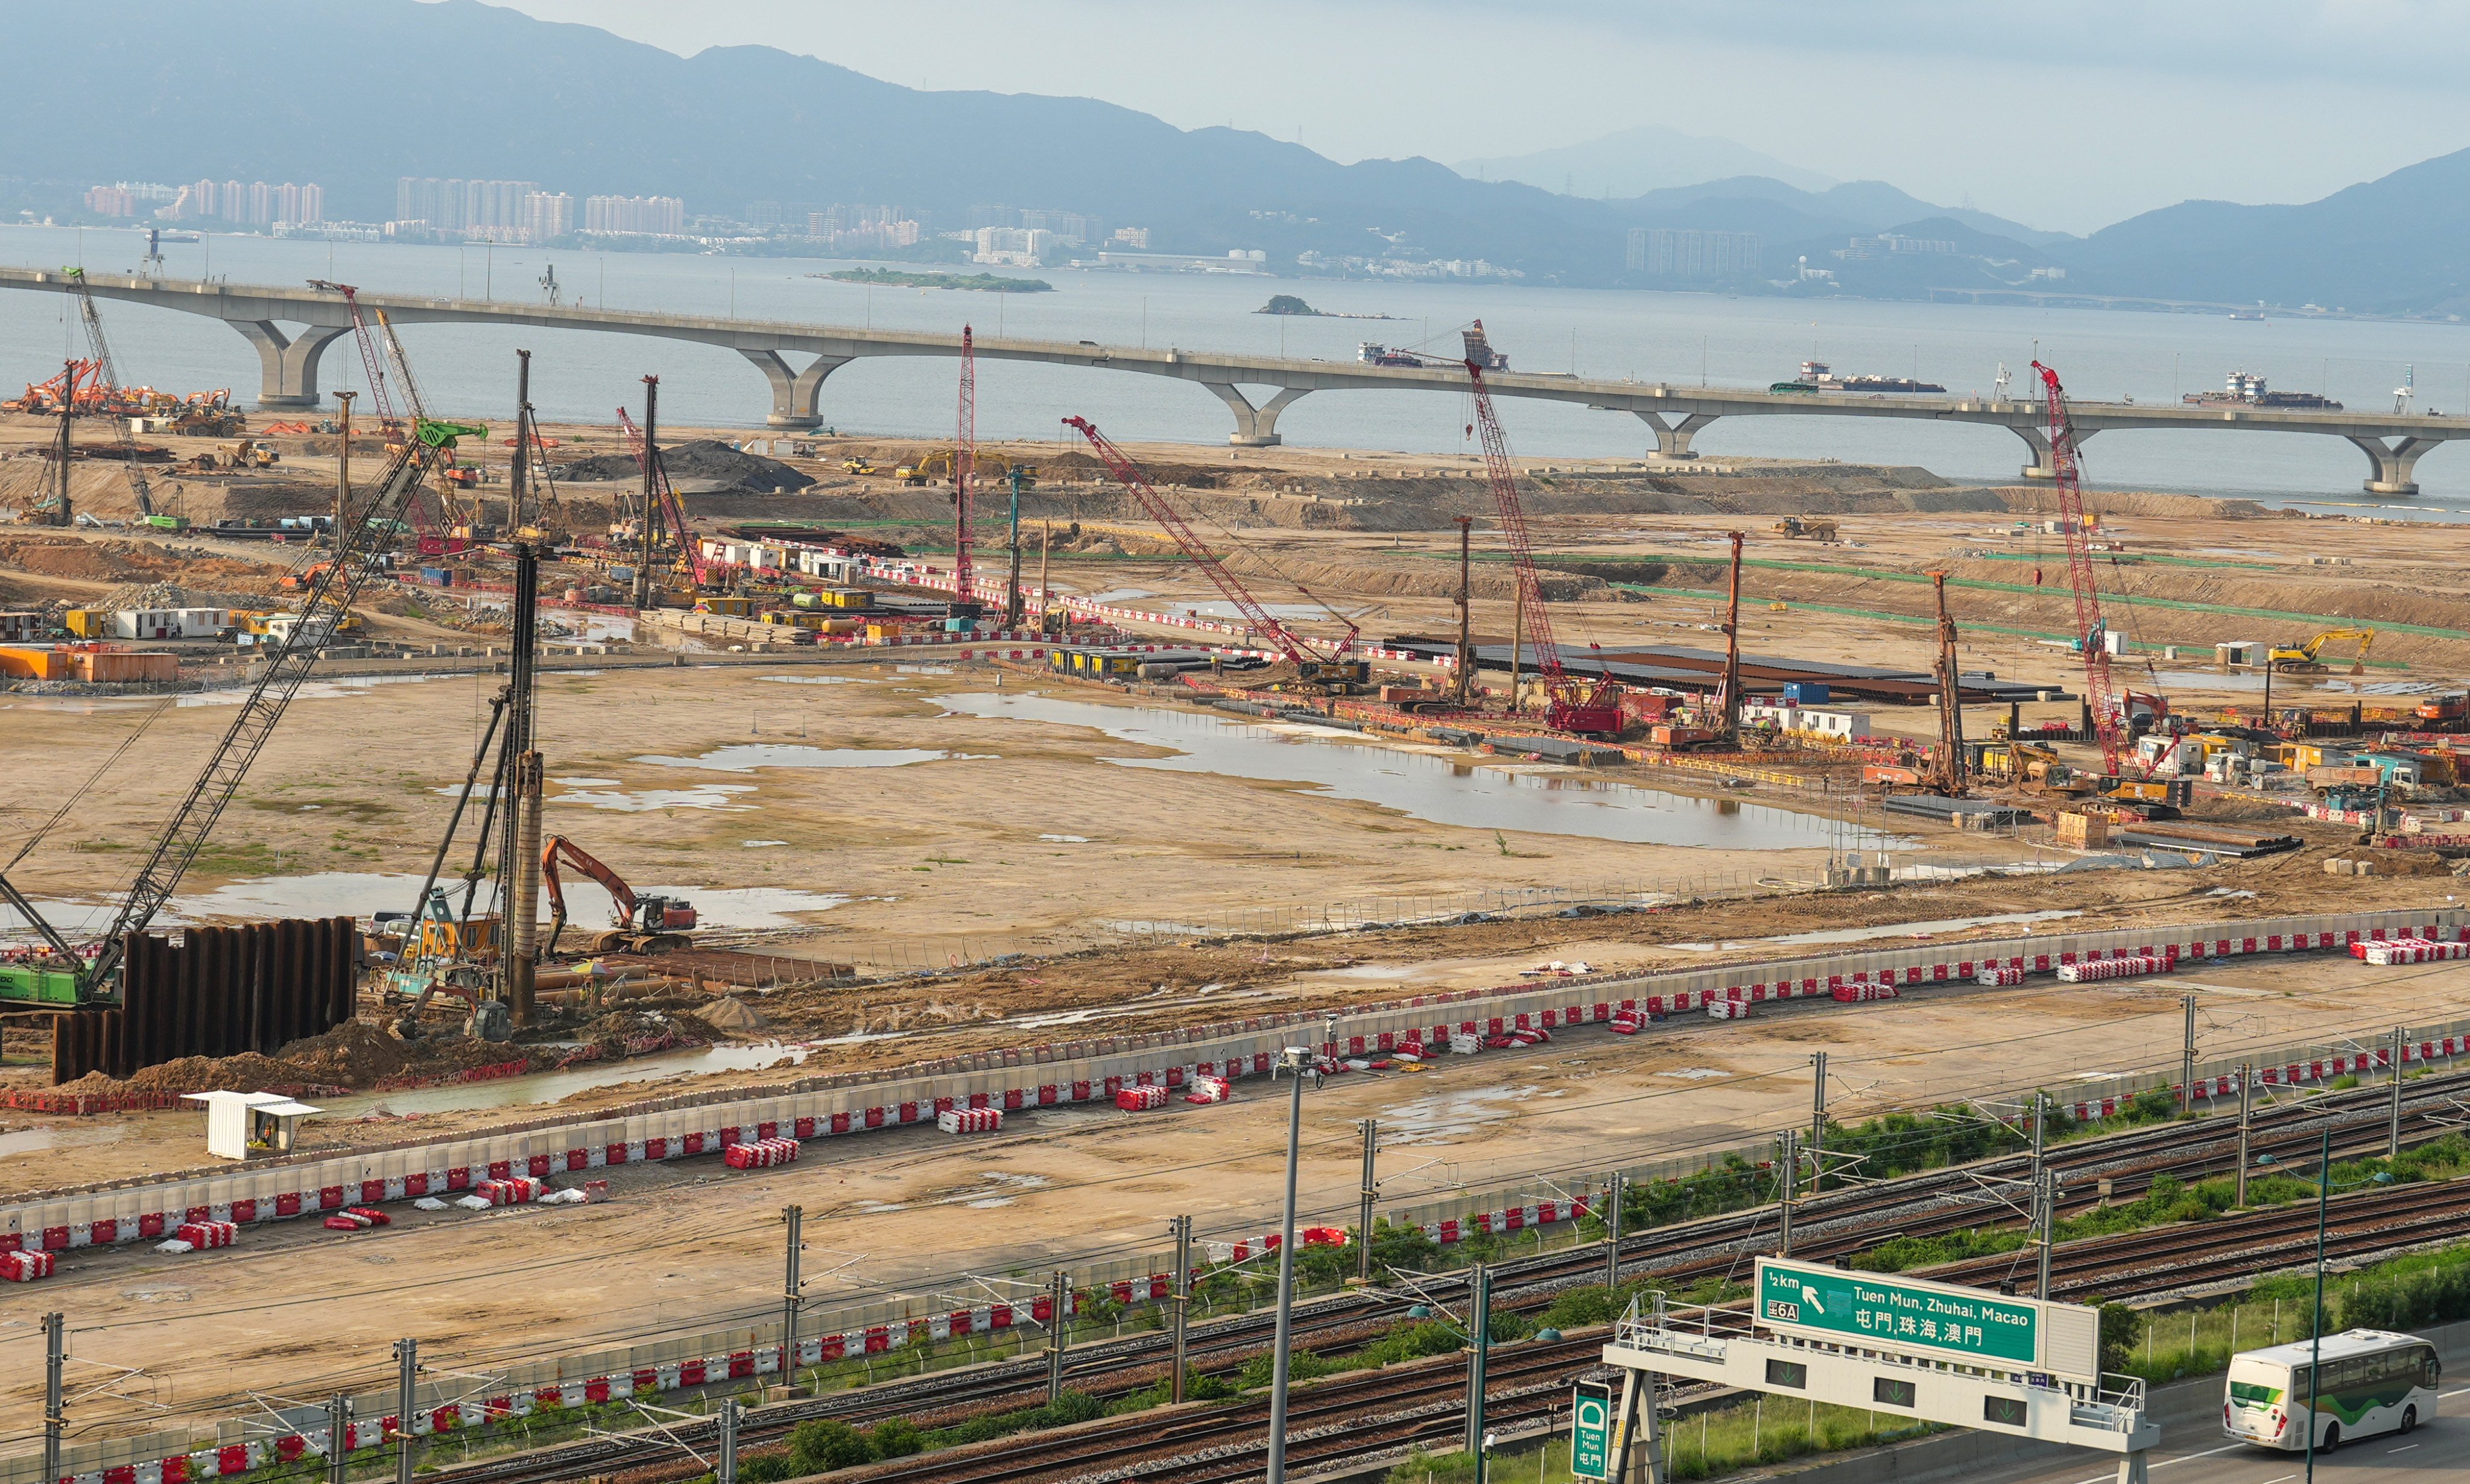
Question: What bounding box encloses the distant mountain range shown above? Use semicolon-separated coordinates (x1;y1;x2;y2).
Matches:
1454;127;1837;197
4;1;2467;315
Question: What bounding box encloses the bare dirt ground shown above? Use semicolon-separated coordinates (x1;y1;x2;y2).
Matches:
5;409;2470;1445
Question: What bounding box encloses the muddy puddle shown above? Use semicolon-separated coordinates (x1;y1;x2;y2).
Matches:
1668;909;2083;953
114;871;853;929
937;692;1895;851
328;1041;820;1116
634;745;988;772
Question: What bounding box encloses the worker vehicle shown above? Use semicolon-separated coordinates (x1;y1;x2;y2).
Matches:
2267;628;2375;675
540;835;698;954
841;457;879;476
2224;1329;2438;1452
1772;516;1838;541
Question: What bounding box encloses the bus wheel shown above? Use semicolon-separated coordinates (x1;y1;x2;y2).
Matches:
2402;1406;2418;1435
2322;1423;2340;1453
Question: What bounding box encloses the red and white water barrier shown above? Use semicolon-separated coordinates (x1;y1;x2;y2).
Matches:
1705;999;1752;1020
1978;965;2028;987
936;1108;1003;1134
0;1249;52;1281
2361;939;2470;965
1832;984;1901;1003
477;1178;540;1205
2056;954;2170;983
177;1220;236;1249
725;1136;805;1168
1115;1084;1170;1111
1184;1076;1231;1105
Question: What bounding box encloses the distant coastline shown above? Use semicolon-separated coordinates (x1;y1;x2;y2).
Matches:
813;268;1053;293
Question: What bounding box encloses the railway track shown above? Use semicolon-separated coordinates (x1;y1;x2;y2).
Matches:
424;1069;2470;1484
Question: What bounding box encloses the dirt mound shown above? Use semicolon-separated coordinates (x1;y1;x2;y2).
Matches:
0;536;135;581
1995;487;2281;521
558;440;812;491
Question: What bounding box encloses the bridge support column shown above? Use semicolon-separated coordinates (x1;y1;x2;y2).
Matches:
231;320;347;411
739;349;851;429
1202;383;1308;446
2348;434;2439;494
2011;423;2097;481
1635;411;1717;459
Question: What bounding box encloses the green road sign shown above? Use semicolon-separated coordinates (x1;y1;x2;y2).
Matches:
1756;1258;2039;1366
1571;1381;1614;1480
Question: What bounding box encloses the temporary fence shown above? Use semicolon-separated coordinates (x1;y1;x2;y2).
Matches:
20;958;2470;1484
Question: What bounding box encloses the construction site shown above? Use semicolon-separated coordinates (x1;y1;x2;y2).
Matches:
8;297;2470;1484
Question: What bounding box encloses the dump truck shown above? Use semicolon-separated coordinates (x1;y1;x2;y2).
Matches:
1773;516;1838;541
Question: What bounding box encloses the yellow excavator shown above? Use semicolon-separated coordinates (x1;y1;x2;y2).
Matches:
896;448;956;487
2267;628;2375;675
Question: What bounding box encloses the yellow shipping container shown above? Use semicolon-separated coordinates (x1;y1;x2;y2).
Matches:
697;596;754;617
62;610;107;639
815;587;875;610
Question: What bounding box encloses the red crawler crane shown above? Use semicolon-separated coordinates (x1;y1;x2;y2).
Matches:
1062;416;1364;687
952;326;981;619
1461;323;1623;734
2030;360;2127;777
616;406;711;588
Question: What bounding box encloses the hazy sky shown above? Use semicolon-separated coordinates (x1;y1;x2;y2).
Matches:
491;0;2470;235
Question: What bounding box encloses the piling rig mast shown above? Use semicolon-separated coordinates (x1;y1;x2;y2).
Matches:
0;439;443;1005
1928;570;1968;797
2028;361;2127;777
951;326;981;620
1061;416;1364;687
1461;322;1622;733
304;281;471;555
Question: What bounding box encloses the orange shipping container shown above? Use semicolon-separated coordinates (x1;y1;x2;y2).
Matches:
75;651;179;683
0;646;70;680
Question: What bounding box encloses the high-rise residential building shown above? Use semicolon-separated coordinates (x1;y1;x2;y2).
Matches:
748;200;782;230
394;177;542;235
187;179;218;217
247;182;273;226
1627;227;1759;277
297;184;323;226
522;191;574;241
221;181;246;223
583;195;686;235
973;226;1057;266
1018;209;1099;244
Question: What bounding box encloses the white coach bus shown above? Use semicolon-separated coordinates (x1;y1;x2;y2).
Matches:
2225;1328;2440;1451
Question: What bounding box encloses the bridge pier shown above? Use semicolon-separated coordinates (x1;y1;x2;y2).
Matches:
1635;410;1717;459
1203;383;1309;446
739;349;852;429
2348;434;2439;494
2010;423;2098;481
231;320;349;411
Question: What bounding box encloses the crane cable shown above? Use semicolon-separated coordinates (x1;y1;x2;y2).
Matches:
7;697;176;869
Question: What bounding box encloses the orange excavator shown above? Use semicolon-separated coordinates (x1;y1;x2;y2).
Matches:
540;835;698;955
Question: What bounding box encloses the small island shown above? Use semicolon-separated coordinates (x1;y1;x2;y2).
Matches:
1253;294;1398;319
815;268;1053;293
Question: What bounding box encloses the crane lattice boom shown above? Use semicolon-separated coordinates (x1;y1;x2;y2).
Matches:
2030;360;2127;777
1061;416;1355;666
1461;323;1621;733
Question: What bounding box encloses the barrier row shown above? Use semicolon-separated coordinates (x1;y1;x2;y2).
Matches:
2;910;2457;1259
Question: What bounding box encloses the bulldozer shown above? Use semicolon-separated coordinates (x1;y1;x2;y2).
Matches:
1773;516;1838;541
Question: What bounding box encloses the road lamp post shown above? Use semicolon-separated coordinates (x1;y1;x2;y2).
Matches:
1265;1015;1334;1484
2255;1125;2393;1484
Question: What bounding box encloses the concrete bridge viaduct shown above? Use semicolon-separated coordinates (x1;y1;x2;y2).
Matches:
5;268;2461;494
